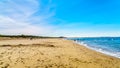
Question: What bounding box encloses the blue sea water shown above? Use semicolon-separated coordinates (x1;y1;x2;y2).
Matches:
68;37;120;58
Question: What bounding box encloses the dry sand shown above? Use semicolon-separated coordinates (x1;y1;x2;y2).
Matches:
0;38;120;68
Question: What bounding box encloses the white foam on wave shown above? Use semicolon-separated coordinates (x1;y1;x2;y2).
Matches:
75;41;120;59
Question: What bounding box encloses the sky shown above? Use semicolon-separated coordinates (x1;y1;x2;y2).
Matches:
0;0;120;37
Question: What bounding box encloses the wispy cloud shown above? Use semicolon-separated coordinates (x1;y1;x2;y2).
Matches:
0;0;55;35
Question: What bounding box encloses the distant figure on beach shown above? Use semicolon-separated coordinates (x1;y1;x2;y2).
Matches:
74;39;77;42
30;37;33;40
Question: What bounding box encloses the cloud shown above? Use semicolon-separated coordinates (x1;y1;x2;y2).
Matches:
0;0;55;35
0;16;53;35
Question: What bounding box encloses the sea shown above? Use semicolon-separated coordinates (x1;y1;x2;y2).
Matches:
68;37;120;58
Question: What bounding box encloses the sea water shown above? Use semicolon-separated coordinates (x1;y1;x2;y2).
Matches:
68;37;120;58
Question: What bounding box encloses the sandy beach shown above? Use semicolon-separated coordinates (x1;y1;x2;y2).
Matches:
0;38;120;68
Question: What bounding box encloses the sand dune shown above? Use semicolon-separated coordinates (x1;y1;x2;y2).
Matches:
0;38;120;68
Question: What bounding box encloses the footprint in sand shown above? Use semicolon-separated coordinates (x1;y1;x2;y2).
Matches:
2;63;9;68
0;62;4;65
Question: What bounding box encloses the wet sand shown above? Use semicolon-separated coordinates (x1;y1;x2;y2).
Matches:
0;38;120;68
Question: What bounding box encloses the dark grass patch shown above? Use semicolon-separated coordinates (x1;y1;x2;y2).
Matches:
32;44;55;47
0;44;56;48
0;45;11;47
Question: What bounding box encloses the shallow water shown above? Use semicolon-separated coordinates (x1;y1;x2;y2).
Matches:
68;37;120;58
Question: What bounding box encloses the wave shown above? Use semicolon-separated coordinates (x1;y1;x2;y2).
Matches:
74;40;120;58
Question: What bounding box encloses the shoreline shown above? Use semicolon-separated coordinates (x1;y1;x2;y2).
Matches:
0;38;120;68
68;39;120;59
71;40;120;59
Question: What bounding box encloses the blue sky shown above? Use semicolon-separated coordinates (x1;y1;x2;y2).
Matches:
0;0;120;37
